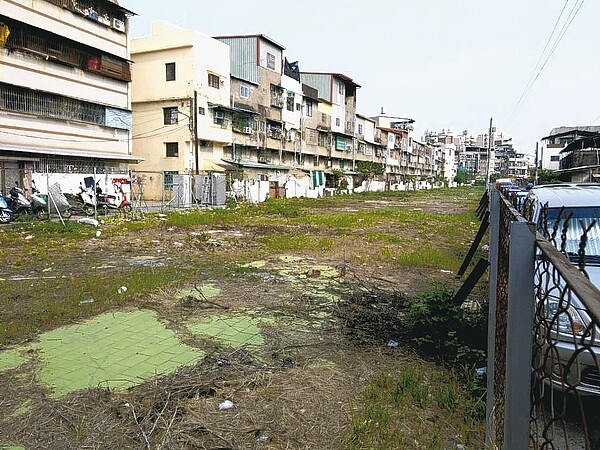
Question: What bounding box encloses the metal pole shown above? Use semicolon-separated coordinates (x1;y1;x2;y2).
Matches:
486;117;493;184
534;142;539;185
193;91;199;175
504;220;535;449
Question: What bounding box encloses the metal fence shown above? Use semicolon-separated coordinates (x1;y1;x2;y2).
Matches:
486;186;600;449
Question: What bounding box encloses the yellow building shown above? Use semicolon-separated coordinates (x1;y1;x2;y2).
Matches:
131;22;232;200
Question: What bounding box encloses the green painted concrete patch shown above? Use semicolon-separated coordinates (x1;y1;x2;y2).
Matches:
34;309;203;398
0;349;29;373
188;314;264;348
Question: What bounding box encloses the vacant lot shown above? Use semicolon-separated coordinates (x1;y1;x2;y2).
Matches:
0;187;487;449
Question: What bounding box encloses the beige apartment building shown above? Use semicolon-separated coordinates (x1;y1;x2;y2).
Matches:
130;21;233;199
0;0;136;195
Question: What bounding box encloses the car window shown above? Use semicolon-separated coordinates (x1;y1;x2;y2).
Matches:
541;207;600;257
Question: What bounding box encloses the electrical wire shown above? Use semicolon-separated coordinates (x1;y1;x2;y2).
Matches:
0;123;190;143
503;0;585;131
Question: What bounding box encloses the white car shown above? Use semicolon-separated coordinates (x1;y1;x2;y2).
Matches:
523;184;600;395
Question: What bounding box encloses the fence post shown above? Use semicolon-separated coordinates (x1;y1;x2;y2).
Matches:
486;188;500;447
504;220;535;449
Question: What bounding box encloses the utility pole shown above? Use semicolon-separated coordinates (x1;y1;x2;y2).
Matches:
534;142;539;185
193;91;199;175
486;117;493;185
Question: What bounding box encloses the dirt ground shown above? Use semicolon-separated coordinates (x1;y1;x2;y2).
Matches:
0;192;485;449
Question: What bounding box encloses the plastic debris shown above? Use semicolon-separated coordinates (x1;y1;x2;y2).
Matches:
25;235;34;240
117;286;128;294
218;400;234;410
476;367;486;376
387;340;399;349
78;217;99;227
95;230;102;238
306;268;321;277
79;298;94;305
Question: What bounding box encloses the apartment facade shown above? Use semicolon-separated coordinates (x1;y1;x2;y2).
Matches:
0;0;136;194
130;22;232;199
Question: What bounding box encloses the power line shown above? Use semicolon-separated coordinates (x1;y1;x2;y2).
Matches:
0;123;190;143
503;0;585;131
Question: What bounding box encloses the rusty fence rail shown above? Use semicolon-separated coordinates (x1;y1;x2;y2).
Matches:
486;186;600;449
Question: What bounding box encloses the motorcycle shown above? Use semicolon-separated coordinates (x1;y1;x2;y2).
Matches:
64;183;96;216
95;181;132;213
30;181;49;220
8;182;35;220
0;194;14;224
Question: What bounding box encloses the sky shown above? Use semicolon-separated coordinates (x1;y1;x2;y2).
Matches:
119;0;599;155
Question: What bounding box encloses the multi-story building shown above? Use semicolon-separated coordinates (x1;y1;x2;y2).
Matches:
215;34;289;182
300;72;360;173
539;126;600;171
130;22;232;199
0;0;136;195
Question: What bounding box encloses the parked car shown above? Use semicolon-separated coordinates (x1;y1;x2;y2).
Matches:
522;183;600;396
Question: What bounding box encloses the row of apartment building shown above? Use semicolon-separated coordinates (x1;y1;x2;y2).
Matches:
0;0;524;203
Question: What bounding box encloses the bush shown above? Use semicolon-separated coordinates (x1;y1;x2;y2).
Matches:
407;283;487;366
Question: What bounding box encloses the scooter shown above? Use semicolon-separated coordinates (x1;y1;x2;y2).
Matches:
8;182;34;220
0;194;14;224
96;181;132;213
64;183;96;216
30;181;49;220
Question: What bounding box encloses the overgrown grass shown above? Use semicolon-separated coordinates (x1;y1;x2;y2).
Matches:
0;265;196;346
348;364;485;449
258;234;334;252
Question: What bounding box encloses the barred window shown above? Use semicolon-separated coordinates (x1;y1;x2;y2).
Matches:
0;83;105;125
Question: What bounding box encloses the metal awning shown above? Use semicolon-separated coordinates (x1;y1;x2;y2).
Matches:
0;145;143;162
222;159;291;171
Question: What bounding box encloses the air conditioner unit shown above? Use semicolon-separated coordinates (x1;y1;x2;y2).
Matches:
112;18;125;32
326;160;332;168
346;145;353;152
243;126;252;134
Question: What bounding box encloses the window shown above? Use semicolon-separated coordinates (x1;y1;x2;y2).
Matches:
163;107;178;125
321;113;327;124
213;110;226;125
240;84;250;99
267;52;276;70
208;73;220;89
336;118;340;127
338;82;344;95
165;63;176;81
165;142;179;158
296;103;302;111
318;131;328;147
358;124;363;134
550;155;560;162
164;170;178;189
306;101;313;117
286;93;294;111
198;107;205;115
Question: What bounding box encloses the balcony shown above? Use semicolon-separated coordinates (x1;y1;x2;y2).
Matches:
3;18;131;82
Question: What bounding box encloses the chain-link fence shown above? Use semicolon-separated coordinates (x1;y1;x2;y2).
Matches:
487;186;600;449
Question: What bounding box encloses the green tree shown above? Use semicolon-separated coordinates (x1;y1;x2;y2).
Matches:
534;169;562;185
